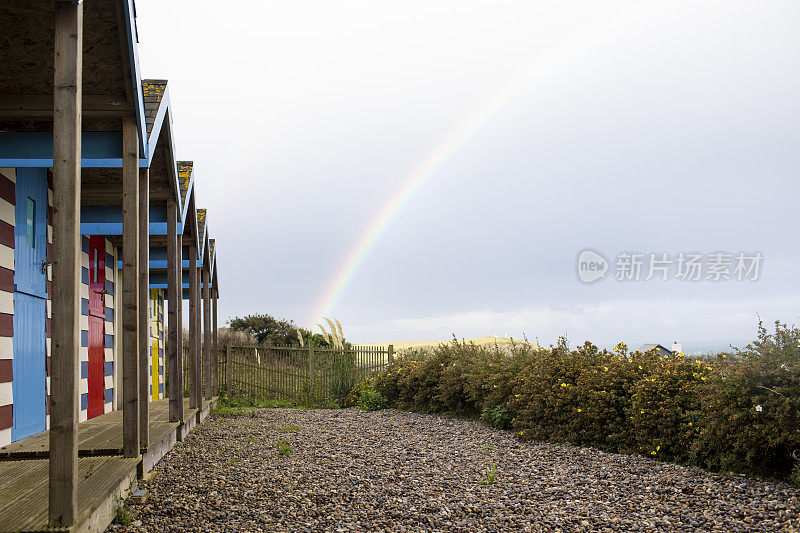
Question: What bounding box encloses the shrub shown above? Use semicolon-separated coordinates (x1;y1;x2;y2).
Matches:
691;322;800;478
373;323;800;481
481;404;512;429
357;388;387;411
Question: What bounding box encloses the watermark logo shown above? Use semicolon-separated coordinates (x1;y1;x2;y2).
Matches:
577;249;609;283
577;250;763;283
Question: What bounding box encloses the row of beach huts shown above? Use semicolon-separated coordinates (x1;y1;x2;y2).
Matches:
0;1;223;530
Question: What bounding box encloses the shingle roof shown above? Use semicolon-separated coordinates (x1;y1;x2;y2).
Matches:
177;161;193;205
142;79;167;138
197;208;207;243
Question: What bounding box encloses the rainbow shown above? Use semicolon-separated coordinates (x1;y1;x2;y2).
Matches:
309;7;635;326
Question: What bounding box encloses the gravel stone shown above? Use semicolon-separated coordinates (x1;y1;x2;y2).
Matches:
107;408;800;532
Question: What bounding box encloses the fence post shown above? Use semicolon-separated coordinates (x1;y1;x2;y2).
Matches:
388;344;394;366
308;342;314;403
226;345;233;397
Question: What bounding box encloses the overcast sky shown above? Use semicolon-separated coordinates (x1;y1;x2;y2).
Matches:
135;0;800;348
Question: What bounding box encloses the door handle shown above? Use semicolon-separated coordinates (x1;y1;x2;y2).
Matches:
41;259;52;275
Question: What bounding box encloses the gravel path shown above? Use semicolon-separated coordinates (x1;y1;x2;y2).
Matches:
108;408;800;532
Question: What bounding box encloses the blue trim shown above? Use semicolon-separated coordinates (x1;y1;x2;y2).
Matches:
104;388;113;403
81;236;90;254
158;365;164;375
81;330;88;347
80;222;171;235
0;132;124;160
81;205;166;225
81;267;89;285
104;361;114;376
104;335;114;349
0;158;149;168
80;393;88;411
81;298;89;316
104;280;114;296
104;253;115;269
105;307;114;323
80;361;89;379
159;383;164;395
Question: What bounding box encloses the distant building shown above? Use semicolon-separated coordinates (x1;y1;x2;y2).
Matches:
638;344;673;357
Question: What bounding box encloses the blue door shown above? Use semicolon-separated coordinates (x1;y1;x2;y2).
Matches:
11;168;48;441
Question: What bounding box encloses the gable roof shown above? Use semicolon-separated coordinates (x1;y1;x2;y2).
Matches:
143;80;167;138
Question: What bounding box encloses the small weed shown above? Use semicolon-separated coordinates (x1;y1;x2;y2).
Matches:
276;426;300;432
481;445;495;451
481;405;512;430
480;462;498;485
247;436;256;443
276;439;292;457
113;495;134;526
229;457;239;464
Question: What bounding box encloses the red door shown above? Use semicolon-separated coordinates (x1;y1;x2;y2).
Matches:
87;236;106;419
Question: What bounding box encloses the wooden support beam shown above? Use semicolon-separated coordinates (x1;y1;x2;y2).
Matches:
122;116;140;458
202;267;212;400
167;202;182;422
212;289;219;397
138;168;149;449
0;94;131;119
188;245;199;409
48;2;83;527
196;266;202;402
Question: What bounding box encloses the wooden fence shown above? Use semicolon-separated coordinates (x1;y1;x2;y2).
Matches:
177;344;393;405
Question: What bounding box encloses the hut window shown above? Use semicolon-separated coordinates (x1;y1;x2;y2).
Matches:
26;198;35;248
93;248;99;283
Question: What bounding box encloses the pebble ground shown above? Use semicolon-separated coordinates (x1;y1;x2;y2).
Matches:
108;408;800;532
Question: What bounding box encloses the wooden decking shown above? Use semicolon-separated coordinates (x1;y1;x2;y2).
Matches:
0;398;202;459
0;397;216;532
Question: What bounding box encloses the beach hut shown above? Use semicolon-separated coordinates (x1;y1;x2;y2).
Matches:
0;2;221;529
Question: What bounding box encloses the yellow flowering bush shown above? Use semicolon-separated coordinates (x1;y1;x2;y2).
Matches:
372;323;800;482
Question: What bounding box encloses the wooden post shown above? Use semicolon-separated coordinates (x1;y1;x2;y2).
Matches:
225;344;232;397
188;245;198;408
202;267;211;400
138;168;149;449
388;344;394;365
308;342;314;403
167;201;181;422
176;234;183;414
49;2;82;526
122;116;140;458
212;289;218;396
195;266;202;403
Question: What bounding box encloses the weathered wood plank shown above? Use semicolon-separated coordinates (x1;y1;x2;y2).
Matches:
213;290;218;396
188;245;199;409
138;167;149;449
122;116;140;459
167;201;182;422
202;267;211;400
195;266;202;403
49;2;83;528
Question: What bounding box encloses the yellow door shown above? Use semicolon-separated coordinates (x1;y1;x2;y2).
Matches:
150;289;164;401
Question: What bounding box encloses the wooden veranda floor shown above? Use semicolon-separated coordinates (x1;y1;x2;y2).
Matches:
0;397;215;532
0;398;203;459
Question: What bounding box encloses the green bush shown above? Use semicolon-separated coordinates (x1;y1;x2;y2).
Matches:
357;388;387;411
691;322;800;478
373;323;800;481
481;404;512;429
